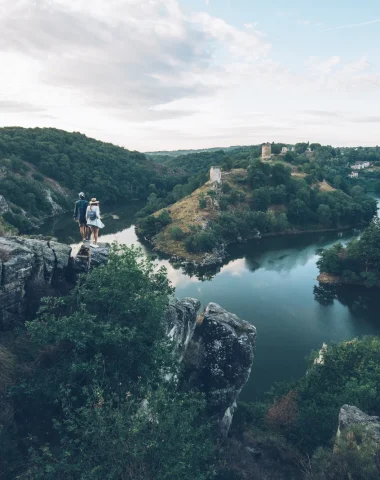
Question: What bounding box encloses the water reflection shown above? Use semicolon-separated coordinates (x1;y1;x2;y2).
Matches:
33;202;380;399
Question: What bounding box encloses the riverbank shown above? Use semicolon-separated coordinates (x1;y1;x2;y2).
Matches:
143;224;360;269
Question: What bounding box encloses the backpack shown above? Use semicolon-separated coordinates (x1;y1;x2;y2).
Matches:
88;208;97;221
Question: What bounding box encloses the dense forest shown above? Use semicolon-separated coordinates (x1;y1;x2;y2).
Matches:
318;217;380;287
1;246;380;479
0;127;189;232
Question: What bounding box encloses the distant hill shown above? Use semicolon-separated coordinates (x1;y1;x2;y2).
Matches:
146;145;254;157
0;127;184;232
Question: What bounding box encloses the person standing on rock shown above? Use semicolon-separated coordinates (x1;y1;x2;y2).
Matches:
74;192;90;242
86;198;105;248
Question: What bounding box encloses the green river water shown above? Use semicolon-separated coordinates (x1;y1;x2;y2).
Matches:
35;201;380;400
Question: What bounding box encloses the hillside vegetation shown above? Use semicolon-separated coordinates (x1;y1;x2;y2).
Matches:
138;159;377;264
318;217;380;287
2;245;380;479
0;127;187;232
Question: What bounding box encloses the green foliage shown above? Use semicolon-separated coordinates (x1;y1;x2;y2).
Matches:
10;246;214;479
317;243;344;275
184;229;219;253
317;204;332;226
199;192;207;209
169;226;185;241
311;428;380;479
295;142;309;154
285;337;380;453
318;218;380;285
139;211;172;238
252;188;271;211
0;127;187;230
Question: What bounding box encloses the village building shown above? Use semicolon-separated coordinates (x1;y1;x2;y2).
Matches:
281;146;289;155
349;172;359;178
352;161;371;170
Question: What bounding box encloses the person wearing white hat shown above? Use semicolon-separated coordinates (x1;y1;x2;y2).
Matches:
86;198;105;248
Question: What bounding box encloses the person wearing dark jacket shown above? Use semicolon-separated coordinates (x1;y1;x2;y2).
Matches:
74;192;89;242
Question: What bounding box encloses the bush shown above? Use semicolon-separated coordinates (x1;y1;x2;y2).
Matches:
184;229;218;253
138;211;172;238
12;245;215;479
199;193;207;209
311;428;380;479
169;226;185;241
32;172;45;182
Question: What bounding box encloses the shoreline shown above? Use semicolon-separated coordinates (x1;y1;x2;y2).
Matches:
141;224;360;269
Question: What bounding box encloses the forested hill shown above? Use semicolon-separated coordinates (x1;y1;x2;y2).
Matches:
0;127;186;232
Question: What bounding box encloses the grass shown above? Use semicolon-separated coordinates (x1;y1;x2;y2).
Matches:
153;170;251;261
319;180;336;192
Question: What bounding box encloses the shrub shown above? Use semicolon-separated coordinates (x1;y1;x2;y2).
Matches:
311;427;380;479
199;193;207;209
184;229;218;253
169;226;185;241
32;172;45;182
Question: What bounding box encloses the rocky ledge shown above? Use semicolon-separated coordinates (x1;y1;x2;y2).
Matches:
168;299;257;436
0;236;71;329
1;238;256;435
0;238;111;329
338;405;380;445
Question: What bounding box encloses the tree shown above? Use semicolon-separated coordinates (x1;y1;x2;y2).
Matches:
271;163;291;186
252;188;271;211
317;204;332;226
14;246;214;479
287;199;310;225
295;142;309;154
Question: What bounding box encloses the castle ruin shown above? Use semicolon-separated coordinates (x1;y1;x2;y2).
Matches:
210;166;222;184
262;143;272;159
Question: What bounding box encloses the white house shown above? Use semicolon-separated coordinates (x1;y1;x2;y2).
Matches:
349;172;359;178
281;146;289;154
352;162;370;170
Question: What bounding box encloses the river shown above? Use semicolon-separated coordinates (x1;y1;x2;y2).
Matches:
35;201;380;400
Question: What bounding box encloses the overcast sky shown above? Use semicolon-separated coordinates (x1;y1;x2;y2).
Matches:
1;0;380;151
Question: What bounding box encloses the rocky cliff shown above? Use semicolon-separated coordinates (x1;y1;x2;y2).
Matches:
167;299;257;436
338;405;380;445
0;237;72;329
1;238;257;435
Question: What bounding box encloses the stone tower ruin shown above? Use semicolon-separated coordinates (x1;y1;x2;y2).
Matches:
210;166;222;184
262;143;272;160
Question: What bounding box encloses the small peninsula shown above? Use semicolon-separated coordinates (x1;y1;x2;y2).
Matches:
137;156;377;266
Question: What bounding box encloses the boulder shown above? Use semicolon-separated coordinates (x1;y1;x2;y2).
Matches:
0;237;71;329
338;405;380;445
166;297;201;361
73;243;110;273
184;302;256;436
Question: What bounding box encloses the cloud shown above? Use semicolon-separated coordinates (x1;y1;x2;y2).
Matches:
0;100;45;113
0;0;270;122
325;19;380;32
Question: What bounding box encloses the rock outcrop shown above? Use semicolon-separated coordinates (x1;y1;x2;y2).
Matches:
181;302;257;436
166;297;201;362
338;405;380;445
73;243;111;273
0;237;71;329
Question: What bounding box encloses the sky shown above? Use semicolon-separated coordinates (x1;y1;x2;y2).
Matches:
0;0;380;151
